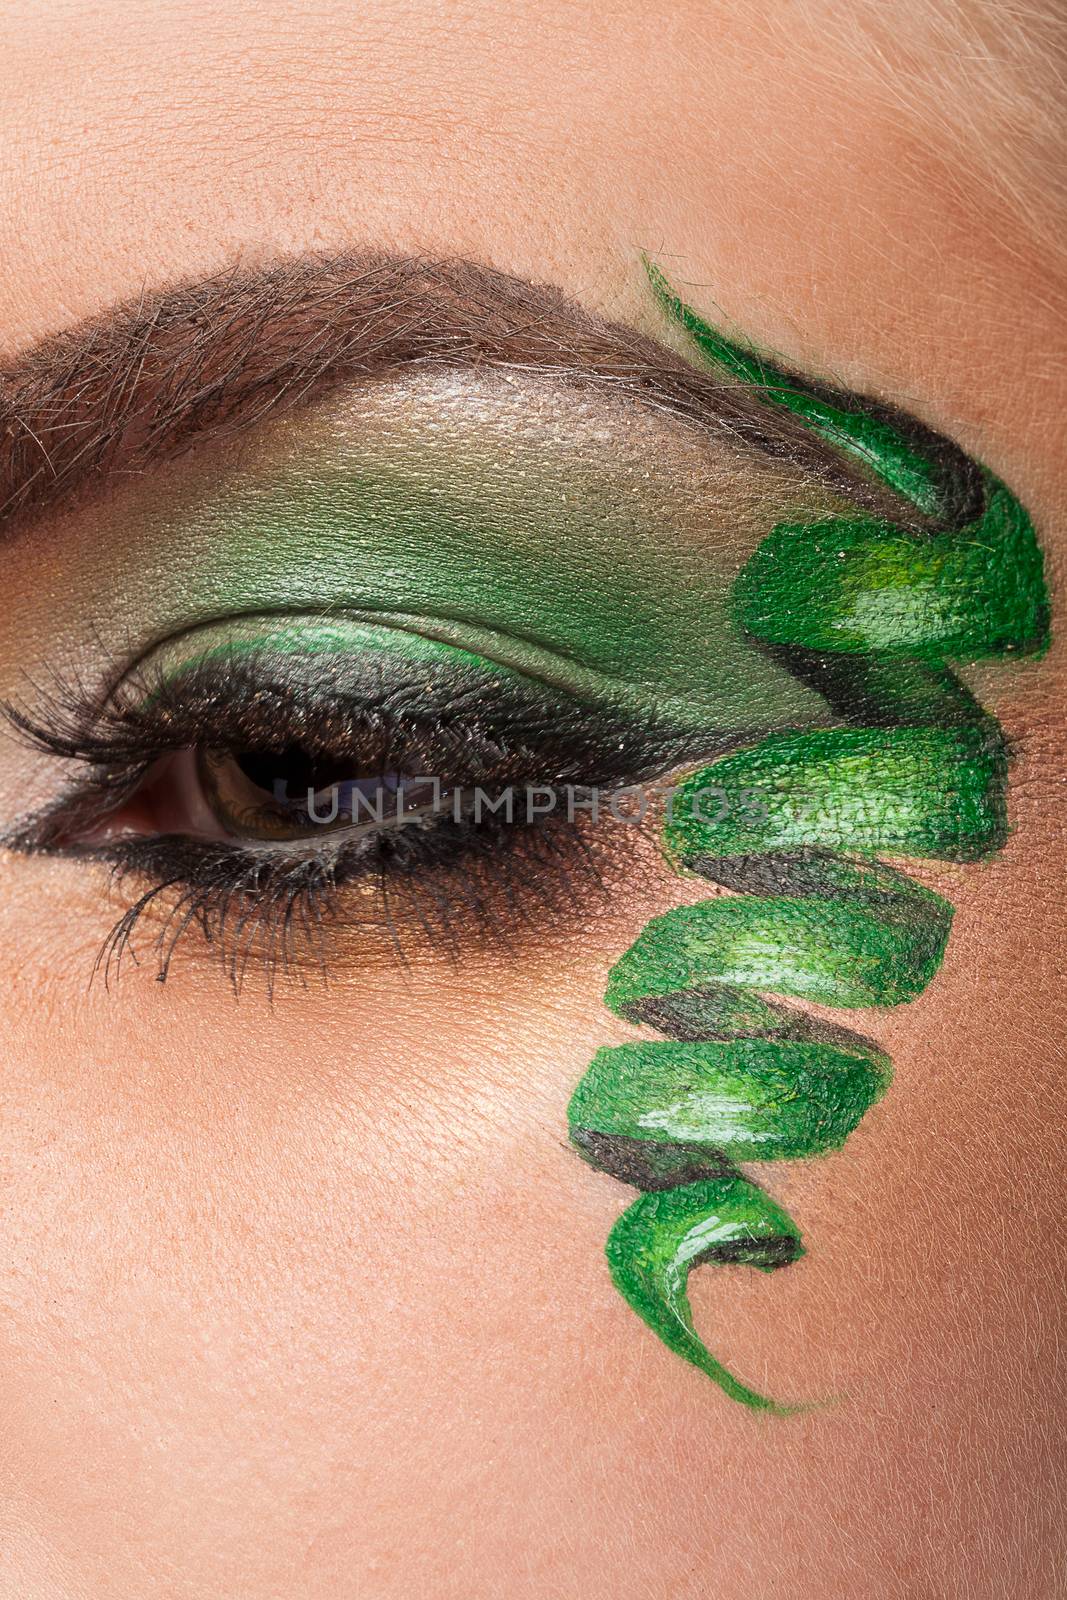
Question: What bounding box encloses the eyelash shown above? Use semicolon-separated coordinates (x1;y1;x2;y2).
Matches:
2;646;689;988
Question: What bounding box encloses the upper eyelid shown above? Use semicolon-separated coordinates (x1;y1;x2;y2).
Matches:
33;601;837;754
2;608;694;748
0;630;709;858
3;620;705;773
108;607;705;725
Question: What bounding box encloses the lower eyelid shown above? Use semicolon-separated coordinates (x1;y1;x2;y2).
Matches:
32;762;638;987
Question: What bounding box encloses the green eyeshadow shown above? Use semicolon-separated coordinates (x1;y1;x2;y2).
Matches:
77;365;862;743
142;467;830;735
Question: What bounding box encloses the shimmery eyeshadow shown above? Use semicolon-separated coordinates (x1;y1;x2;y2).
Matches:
14;366;865;737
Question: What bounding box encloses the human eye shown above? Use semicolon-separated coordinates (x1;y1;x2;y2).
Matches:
4;611;702;982
0;277;807;986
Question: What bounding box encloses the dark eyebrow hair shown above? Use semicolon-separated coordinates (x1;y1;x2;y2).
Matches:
0;251;911;534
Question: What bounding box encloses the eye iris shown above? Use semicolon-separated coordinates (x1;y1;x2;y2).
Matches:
199;746;427;842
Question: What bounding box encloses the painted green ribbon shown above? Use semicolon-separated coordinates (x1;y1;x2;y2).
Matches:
567;266;1049;1412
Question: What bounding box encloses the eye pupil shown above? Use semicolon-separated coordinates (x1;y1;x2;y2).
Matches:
234;745;361;802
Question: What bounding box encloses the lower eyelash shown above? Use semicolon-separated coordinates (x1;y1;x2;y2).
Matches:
83;804;620;991
1;640;700;988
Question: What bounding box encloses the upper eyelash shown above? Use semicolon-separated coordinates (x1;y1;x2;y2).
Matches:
1;646;695;989
5;644;697;785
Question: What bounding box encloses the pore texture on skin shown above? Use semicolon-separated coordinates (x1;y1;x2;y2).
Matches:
566;264;1051;1413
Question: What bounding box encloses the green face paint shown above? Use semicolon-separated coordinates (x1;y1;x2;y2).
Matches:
568;265;1051;1410
731;486;1049;658
572;1039;891;1163
605;1179;805;1416
602;874;951;1015
663;725;1009;863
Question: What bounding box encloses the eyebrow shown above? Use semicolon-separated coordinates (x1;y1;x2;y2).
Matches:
0;251;907;535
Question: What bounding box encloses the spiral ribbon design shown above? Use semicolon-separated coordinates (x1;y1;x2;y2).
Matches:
567;270;1050;1412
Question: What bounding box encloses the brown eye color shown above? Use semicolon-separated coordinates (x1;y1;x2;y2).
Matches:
196;747;440;843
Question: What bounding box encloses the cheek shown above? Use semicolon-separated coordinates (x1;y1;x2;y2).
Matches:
0;845;676;1580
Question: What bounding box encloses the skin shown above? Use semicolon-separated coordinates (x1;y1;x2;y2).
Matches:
0;3;1065;1598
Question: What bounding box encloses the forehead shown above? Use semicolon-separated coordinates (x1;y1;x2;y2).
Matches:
0;1;1063;520
0;3;1060;320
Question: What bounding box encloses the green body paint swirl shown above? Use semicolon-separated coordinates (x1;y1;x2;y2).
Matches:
567;268;1050;1412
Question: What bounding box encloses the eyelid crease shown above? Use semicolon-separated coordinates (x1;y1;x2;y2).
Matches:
108;607;836;740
